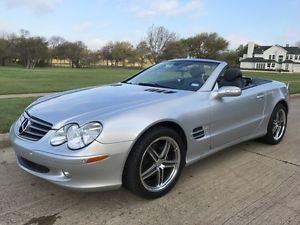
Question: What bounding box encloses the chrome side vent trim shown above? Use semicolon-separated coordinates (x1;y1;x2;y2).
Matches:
110;83;123;86
144;88;176;94
192;127;205;140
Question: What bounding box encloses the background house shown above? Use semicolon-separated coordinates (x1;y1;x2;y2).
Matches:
240;42;300;72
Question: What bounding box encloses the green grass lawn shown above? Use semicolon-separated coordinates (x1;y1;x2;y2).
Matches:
0;66;300;95
243;71;300;94
0;67;300;134
0;97;37;133
0;66;139;95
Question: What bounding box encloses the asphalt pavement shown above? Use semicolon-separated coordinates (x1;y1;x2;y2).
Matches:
0;99;299;225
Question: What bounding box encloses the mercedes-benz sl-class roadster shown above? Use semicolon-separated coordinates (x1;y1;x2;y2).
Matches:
10;59;289;198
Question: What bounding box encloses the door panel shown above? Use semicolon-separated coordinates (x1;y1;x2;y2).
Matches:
210;87;265;148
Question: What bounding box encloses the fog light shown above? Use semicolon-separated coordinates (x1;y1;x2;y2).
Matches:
62;170;71;178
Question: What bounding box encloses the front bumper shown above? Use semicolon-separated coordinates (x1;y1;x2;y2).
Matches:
9;124;133;191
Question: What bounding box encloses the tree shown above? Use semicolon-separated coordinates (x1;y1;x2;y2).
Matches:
5;33;19;65
66;41;86;68
0;38;10;66
135;41;150;67
146;25;177;63
184;32;229;59
100;42;114;66
20;29;30;38
219;51;240;67
82;50;100;67
15;33;49;69
220;44;248;68
111;41;134;67
54;41;86;68
159;40;187;61
296;41;300;48
236;44;247;58
49;36;66;49
1;33;23;66
48;36;66;65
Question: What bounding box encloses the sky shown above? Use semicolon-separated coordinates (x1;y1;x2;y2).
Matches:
0;0;299;50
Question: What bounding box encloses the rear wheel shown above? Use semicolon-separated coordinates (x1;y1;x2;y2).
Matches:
123;127;186;198
262;104;287;145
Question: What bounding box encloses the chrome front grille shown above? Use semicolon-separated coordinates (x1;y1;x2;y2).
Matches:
18;113;52;141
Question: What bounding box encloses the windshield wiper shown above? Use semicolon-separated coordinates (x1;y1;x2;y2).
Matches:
137;82;171;89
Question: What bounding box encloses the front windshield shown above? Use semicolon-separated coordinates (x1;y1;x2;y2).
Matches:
124;60;219;91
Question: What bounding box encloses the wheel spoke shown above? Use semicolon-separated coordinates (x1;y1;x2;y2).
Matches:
163;160;177;168
147;147;159;162
156;168;164;186
275;112;280;121
141;164;157;180
160;140;171;159
275;126;282;138
279;117;284;125
272;125;277;134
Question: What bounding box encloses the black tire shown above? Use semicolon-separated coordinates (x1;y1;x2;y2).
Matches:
123;126;186;198
261;103;287;145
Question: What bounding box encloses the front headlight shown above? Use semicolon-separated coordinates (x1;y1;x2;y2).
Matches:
16;113;25;128
50;126;67;146
50;122;103;150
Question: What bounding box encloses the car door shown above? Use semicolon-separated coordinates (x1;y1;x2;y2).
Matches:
209;85;266;149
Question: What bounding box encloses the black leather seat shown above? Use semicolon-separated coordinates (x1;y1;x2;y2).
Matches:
219;68;244;88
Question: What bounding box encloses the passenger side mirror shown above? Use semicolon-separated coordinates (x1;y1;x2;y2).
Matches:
215;86;242;98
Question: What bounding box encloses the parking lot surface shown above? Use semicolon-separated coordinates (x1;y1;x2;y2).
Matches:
0;99;299;225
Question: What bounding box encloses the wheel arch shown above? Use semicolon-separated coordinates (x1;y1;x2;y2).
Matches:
122;120;188;183
276;99;289;113
150;121;188;150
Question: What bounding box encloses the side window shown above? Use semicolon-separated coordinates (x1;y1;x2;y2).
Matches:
215;67;228;89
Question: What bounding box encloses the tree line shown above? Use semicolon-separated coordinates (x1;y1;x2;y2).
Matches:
0;25;247;69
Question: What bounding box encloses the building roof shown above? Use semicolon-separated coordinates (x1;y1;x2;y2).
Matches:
241;57;276;63
283;60;294;63
284;47;300;54
253;45;300;55
253;46;271;54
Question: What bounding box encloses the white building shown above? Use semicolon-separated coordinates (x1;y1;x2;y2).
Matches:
240;42;300;72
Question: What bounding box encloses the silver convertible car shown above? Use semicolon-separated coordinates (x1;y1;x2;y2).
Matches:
10;59;289;198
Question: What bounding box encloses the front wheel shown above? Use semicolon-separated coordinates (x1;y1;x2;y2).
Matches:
262;104;287;145
123;127;186;198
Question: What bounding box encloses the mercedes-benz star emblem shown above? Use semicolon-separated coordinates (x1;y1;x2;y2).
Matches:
20;118;31;134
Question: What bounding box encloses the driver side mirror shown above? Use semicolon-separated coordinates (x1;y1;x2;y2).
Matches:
215;86;242;98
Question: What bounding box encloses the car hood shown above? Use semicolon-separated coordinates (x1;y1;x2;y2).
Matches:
27;83;190;128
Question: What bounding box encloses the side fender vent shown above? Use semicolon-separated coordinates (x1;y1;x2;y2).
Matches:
192;127;205;140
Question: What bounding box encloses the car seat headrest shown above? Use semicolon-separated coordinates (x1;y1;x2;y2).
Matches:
224;68;242;82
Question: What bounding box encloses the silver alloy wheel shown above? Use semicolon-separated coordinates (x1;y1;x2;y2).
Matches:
139;136;181;192
272;108;286;141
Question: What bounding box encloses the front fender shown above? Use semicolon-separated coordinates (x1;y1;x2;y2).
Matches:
97;105;184;144
266;82;289;115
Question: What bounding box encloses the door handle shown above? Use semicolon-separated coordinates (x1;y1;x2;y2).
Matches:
256;94;265;99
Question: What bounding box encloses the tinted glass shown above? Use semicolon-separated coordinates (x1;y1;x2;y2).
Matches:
125;60;219;91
